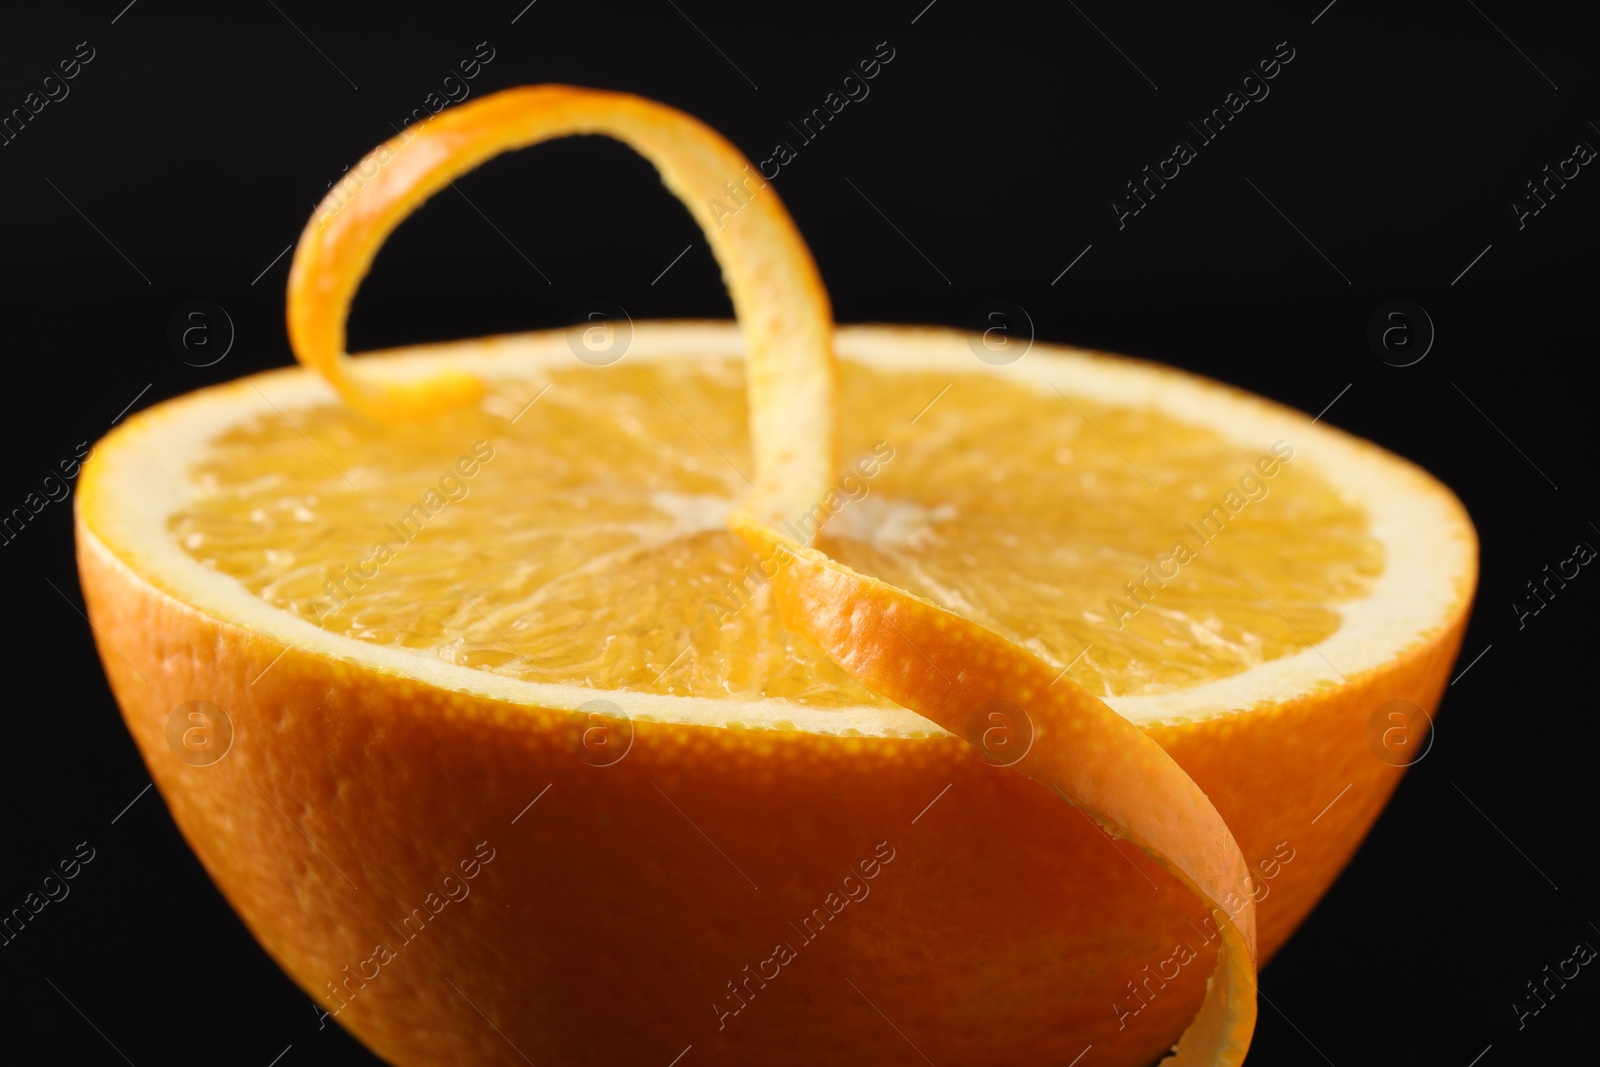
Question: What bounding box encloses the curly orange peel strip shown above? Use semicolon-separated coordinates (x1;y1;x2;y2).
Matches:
286;85;1258;1065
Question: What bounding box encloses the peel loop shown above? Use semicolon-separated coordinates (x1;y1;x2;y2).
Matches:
286;85;1258;1064
287;85;836;516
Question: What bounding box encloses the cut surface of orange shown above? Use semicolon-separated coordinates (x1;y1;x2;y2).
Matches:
77;86;1476;1067
171;348;1383;712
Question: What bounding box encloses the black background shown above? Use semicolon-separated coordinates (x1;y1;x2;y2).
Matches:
2;1;1596;1064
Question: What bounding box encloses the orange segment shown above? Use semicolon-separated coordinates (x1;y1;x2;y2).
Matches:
284;85;1260;1064
169;358;1379;705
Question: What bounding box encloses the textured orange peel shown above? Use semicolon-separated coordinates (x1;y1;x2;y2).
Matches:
285;84;1259;1065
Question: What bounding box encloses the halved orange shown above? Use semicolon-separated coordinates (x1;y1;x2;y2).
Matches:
77;87;1475;1066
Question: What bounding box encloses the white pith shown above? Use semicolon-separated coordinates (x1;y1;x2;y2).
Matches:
81;322;1475;734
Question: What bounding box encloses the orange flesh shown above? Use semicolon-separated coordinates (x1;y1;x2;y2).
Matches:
172;360;1378;705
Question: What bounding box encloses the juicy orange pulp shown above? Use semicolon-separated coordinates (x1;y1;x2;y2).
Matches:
173;359;1379;706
